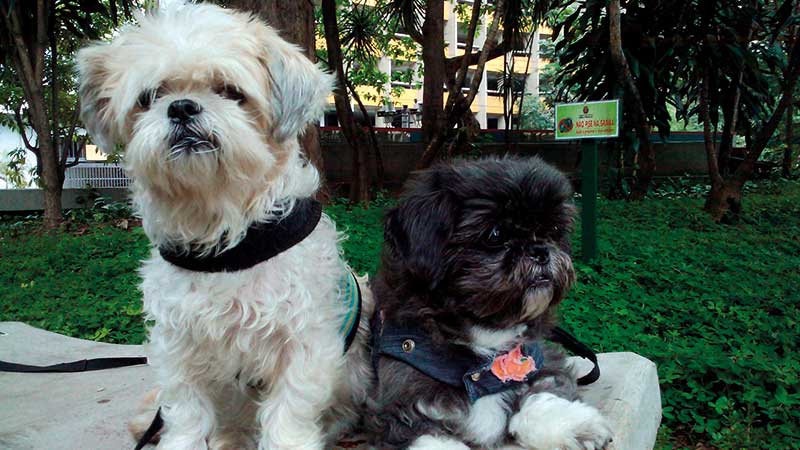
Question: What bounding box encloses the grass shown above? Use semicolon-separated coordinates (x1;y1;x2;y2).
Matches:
1;181;798;448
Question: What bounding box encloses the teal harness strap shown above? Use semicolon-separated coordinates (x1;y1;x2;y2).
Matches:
338;271;362;353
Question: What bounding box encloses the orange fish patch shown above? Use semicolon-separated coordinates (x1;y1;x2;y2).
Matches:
490;344;536;382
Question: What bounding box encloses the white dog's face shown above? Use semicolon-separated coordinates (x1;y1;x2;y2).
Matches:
77;4;332;250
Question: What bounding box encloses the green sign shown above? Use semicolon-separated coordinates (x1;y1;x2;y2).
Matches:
554;100;620;140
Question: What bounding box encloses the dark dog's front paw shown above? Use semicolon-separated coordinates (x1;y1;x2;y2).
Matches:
508;393;613;450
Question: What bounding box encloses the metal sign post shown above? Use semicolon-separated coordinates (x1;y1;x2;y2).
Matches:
580;140;599;262
554;100;620;263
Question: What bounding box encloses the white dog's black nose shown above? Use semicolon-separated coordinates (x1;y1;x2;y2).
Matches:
168;99;202;123
527;244;550;265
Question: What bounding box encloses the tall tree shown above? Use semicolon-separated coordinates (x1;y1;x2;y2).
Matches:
688;0;800;220
382;0;560;169
608;0;655;200
320;0;376;204
550;0;681;200
0;0;134;228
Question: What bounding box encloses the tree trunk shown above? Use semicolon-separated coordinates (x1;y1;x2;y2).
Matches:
783;81;795;178
420;0;446;153
704;26;800;220
320;0;371;204
418;0;505;169
348;80;385;190
1;0;63;228
700;69;732;221
608;0;655;200
223;0;328;197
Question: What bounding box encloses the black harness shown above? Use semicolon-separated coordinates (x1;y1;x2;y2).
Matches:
371;314;600;402
0;198;363;450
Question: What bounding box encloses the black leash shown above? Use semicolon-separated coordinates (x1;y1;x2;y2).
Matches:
549;326;601;385
134;407;163;450
0;356;147;373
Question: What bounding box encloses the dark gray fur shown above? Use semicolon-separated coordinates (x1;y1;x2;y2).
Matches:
366;156;583;448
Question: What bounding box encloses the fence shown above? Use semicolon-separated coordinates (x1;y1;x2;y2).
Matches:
319;126;556;145
63;163;131;189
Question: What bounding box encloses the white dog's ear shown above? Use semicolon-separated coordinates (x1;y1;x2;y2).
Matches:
76;43;120;153
261;29;334;142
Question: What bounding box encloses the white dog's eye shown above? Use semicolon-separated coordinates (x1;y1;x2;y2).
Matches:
216;85;246;103
136;87;166;110
137;89;155;109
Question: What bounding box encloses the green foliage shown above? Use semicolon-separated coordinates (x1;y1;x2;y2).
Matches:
1;147;33;188
519;94;554;130
315;1;420;107
0;224;149;344
64;194;134;224
565;180;800;448
2;181;799;447
326;193;394;276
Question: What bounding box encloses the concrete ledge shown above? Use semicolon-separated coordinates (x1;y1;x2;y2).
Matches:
0;188;128;213
0;322;661;449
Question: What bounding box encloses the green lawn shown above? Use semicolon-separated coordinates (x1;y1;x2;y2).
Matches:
1;182;798;448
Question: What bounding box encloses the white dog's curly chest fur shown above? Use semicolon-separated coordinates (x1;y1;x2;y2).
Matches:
142;219;346;385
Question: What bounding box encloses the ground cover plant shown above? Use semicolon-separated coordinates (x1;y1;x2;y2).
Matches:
1;180;798;448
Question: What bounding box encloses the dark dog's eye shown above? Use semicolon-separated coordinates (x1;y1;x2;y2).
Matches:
484;225;505;247
216;85;246;103
137;89;155;109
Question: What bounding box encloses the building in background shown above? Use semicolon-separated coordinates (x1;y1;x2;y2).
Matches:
323;1;548;130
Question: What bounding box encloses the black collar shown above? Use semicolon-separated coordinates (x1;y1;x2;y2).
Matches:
159;198;322;272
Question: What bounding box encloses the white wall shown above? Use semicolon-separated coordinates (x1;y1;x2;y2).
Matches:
0;125;37;189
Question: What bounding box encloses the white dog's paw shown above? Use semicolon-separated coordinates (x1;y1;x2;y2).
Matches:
156;433;209;450
209;431;256;450
257;429;324;450
508;393;613;450
408;434;471;450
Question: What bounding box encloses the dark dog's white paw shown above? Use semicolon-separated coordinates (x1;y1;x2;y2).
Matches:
508;393;613;450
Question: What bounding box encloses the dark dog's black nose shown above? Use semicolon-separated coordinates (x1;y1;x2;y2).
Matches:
168;99;202;123
527;244;550;265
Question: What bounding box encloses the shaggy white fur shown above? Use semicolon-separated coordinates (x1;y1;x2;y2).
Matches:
77;4;372;449
509;393;614;450
408;435;471;450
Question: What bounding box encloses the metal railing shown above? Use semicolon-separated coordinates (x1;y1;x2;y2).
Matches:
63;163;131;189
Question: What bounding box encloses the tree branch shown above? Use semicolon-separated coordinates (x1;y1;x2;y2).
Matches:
13;105;38;154
445;42;509;78
461;0;504;108
736;24;800;179
450;0;483;93
35;0;47;84
0;3;41;115
60;100;82;170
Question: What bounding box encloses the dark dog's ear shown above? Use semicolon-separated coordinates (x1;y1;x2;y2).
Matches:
384;169;460;289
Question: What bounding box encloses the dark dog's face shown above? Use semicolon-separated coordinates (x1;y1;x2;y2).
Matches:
384;157;576;327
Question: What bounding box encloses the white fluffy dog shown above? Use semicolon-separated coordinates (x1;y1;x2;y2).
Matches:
77;4;372;449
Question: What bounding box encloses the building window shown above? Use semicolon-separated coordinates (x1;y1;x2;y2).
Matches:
487;117;499;129
456;22;481;49
487;71;501;94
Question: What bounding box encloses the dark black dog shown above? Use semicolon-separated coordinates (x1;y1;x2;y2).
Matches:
366;157;612;449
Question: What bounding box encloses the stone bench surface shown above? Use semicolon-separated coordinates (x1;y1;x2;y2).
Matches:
0;322;661;449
